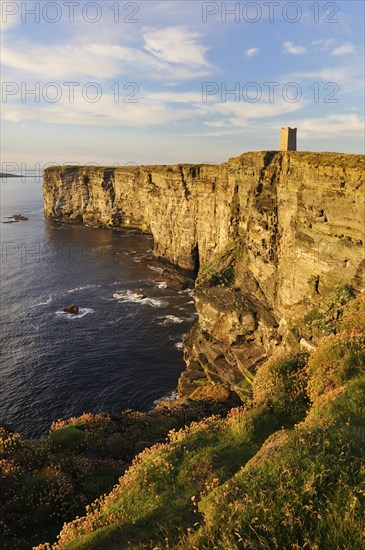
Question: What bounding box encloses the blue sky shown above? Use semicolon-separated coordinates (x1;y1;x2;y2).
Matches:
1;0;364;169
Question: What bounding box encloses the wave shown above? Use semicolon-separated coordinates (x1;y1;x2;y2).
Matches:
154;281;167;289
113;290;168;308
55;308;94;320
147;265;164;275
177;306;198;318
156;315;184;325
178;288;194;297
188;312;199;319
153;390;179;405
174;332;187;350
36;294;53;306
67;284;101;293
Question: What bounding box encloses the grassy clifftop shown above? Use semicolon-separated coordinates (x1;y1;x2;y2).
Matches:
2;293;361;549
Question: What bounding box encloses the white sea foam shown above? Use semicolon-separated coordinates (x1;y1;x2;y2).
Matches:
153;390;179;405
67;284;100;293
113;290;144;302
178;288;194;297
37;295;53;306
113;290;168;308
107;316;123;325
185;313;199;321
174;333;187;350
147;265;164;275
155;281;167;289
157;315;184;325
55;308;94;320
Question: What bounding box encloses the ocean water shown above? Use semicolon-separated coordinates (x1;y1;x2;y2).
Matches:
0;178;196;438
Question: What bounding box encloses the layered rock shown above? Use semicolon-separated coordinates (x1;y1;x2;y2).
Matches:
43;152;365;398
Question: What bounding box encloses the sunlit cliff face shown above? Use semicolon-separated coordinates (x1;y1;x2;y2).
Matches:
44;152;365;396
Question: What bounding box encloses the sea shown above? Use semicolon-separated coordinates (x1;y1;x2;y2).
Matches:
0;177;196;438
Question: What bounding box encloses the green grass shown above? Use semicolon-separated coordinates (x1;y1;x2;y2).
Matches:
191;377;365;550
32;295;364;550
50;426;86;452
302;284;356;338
2;296;365;550
0;405;229;550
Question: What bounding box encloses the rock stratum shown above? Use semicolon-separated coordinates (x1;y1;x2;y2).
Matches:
43;151;365;399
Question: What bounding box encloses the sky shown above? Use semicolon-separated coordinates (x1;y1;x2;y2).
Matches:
1;0;364;171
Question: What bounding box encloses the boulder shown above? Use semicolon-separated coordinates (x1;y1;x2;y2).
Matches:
155;267;192;291
63;304;79;314
11;214;28;221
2;214;29;223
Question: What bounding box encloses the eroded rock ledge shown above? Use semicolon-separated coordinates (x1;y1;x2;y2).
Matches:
43;151;365;398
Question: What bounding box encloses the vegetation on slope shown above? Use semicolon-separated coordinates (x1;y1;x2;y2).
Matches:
0;403;230;550
1;294;364;549
30;294;364;550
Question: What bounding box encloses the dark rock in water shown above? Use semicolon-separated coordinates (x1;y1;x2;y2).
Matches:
63;304;79;314
2;214;29;223
160;267;192;291
0;173;22;178
10;214;28;221
140;257;163;269
140;257;193;291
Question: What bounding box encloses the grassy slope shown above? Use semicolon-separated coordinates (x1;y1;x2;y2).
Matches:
36;295;365;550
0;404;231;550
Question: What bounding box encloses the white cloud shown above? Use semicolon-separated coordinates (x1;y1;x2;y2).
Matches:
300;114;364;138
245;48;260;60
312;39;336;50
0;6;21;31
1;27;211;83
311;40;356;57
198;99;305;129
1;93;196;127
331;43;356;56
2;44;119;79
286;64;364;95
1;84;305;131
283;42;306;55
147;91;203;103
143;26;209;66
289;67;349;81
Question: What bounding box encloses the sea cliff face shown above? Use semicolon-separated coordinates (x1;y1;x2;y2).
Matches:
43;152;365;397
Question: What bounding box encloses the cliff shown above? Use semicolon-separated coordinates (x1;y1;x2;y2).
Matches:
43;152;365;397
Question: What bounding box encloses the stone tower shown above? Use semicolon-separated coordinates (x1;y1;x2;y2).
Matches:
279;127;297;151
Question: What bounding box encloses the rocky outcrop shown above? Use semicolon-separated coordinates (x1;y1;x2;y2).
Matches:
43;152;365;398
2;214;29;224
63;304;79;315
